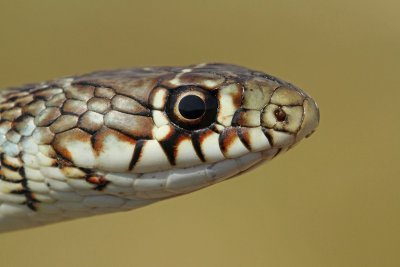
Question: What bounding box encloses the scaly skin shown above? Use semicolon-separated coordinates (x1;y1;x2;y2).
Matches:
0;63;319;232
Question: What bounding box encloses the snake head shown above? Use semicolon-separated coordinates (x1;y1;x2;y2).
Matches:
48;63;319;198
0;63;319;232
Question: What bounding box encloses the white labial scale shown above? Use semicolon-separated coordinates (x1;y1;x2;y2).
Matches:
67;140;97;168
267;129;295;148
175;139;202;167
97;134;135;172
134;140;170;173
153;124;173;141
222;135;249;158
217;84;241;126
200;131;225;162
166;165;210;193
245;127;271;152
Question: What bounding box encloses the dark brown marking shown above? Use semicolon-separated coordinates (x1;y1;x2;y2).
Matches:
55;154;74;168
19;168;39;211
262;128;274;146
236;127;252;151
72;81;107;88
86;175;109;191
191;131;206;162
158;129;189;166
218;127;238;154
0;154;20;171
129;139;145;170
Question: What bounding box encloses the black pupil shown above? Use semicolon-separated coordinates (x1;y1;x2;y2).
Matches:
178;95;205;119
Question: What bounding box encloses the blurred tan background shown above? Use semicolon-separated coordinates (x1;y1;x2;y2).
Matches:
0;0;399;266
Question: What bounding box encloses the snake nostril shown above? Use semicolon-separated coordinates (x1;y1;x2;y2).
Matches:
274;107;287;122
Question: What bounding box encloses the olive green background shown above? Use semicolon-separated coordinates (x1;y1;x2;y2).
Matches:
0;1;398;266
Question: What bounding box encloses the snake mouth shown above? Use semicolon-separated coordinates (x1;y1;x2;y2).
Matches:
102;150;275;200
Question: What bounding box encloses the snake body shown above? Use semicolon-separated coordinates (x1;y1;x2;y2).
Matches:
0;63;319;232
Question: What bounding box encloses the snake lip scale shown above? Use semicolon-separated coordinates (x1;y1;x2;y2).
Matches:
0;63;319;232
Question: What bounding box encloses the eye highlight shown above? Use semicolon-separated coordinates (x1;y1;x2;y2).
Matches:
166;86;218;130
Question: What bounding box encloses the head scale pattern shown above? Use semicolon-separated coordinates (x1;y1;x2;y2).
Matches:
0;63;319;232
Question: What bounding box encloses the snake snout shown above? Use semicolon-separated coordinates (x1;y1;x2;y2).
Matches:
259;85;319;148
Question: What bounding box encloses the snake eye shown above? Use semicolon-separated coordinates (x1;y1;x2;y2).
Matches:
178;95;205;120
166;86;218;130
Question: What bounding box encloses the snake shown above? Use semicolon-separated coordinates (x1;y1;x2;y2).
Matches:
0;63;319;232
